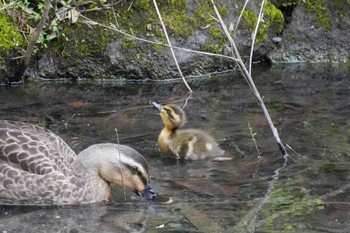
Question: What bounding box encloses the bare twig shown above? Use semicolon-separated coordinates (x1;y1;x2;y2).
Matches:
109;0;119;28
152;0;192;93
79;14;239;62
248;122;261;158
182;92;193;109
234;0;250;32
249;0;267;74
115;128;127;201
64;113;76;127
194;0;218;23
209;1;290;231
211;0;287;157
0;1;17;11
127;1;134;12
286;144;302;157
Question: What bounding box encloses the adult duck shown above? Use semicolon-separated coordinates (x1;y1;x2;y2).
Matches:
0;120;156;205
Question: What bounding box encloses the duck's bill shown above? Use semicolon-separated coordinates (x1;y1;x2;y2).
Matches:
152;102;164;111
136;184;157;200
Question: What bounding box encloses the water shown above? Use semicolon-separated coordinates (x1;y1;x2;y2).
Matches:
0;63;349;232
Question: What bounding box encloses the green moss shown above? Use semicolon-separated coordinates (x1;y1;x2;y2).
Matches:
304;0;332;31
202;43;222;54
151;43;165;54
284;33;296;42
260;186;325;231
0;11;24;52
242;10;258;30
121;38;137;51
164;13;197;38
51;21;108;58
192;1;229;54
137;0;150;10
194;1;229;27
242;1;284;44
135;0;198;38
264;1;284;33
267;101;283;115
209;26;226;41
318;163;347;173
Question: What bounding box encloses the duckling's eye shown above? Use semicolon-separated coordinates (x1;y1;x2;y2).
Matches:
165;108;171;114
164;108;175;119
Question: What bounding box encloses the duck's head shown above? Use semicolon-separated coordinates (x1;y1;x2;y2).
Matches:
79;143;156;200
152;102;187;130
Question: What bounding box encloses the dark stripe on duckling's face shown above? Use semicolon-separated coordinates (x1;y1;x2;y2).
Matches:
165;104;187;128
164;108;175;121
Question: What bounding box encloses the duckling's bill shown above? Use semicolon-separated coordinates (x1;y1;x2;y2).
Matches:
152;102;164;111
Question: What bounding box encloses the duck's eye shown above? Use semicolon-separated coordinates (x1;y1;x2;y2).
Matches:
131;166;138;173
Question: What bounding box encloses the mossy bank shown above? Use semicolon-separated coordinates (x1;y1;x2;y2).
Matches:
0;0;349;83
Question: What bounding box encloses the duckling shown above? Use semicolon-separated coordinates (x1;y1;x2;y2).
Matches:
152;102;224;160
0;120;156;205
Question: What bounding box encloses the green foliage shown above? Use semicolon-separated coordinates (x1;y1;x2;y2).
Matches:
209;26;226;41
194;1;228;27
279;0;297;7
242;10;258;30
192;1;229;54
121;38;137;51
304;0;332;30
151;43;165;54
277;0;333;31
0;11;24;52
242;1;284;44
202;43;222;54
135;0;197;38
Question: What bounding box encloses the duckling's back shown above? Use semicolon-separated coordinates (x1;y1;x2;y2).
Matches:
175;129;225;160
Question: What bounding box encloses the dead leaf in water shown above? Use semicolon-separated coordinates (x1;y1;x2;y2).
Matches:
66;101;91;108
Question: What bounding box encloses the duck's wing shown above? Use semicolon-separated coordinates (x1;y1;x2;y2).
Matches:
0;120;77;177
0;120;79;204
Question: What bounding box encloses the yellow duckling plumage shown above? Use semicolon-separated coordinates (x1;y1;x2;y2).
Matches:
152;102;224;160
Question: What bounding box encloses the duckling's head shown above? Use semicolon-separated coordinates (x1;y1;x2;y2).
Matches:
78;143;156;200
152;102;187;130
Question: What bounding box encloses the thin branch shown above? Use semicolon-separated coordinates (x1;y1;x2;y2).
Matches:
152;0;192;93
182;92;193;109
211;0;287;157
115;128;127;201
249;0;267;74
78;14;239;62
234;0;250;32
17;0;52;79
127;0;134;12
0;1;17;11
248;122;261;158
210;1;290;231
109;0;119;28
194;0;218;23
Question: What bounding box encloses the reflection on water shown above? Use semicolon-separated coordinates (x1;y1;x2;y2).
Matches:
0;63;349;232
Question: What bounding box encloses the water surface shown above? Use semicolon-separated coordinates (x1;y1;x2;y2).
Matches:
0;64;349;232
